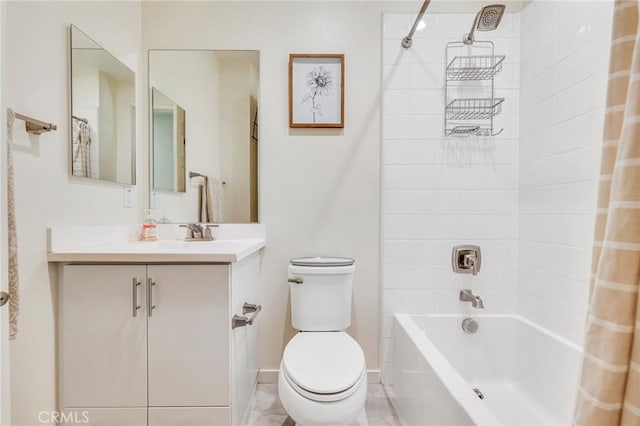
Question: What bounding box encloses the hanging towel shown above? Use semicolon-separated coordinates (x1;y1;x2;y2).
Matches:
199;177;214;223
211;178;224;223
6;108;19;340
72;118;91;177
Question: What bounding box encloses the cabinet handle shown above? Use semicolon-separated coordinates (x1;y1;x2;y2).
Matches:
147;278;156;317
132;278;142;317
232;303;262;329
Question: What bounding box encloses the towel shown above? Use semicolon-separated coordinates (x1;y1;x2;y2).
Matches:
198;177;223;223
6;108;19;340
72;118;91;177
211;178;224;223
199;177;213;223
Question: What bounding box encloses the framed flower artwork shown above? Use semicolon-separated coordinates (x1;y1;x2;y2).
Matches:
289;54;344;128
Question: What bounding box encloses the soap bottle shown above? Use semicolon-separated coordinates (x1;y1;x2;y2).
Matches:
141;209;159;241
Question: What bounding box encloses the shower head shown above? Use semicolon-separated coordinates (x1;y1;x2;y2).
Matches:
463;4;506;45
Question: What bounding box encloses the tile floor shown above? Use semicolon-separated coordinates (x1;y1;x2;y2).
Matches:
247;383;401;426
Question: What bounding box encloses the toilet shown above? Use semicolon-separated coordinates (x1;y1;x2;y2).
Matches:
278;257;367;426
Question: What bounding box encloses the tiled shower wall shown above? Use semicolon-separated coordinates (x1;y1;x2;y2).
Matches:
380;12;521;382
381;1;615;383
517;0;613;346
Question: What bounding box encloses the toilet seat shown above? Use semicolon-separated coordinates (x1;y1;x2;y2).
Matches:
282;332;365;402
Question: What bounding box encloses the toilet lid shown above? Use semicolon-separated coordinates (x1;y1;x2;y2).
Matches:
289;257;355;267
283;332;365;395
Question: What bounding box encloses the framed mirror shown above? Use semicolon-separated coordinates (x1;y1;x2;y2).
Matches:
149;50;259;223
152;88;186;192
69;25;136;184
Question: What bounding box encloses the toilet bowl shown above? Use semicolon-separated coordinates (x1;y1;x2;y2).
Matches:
278;257;366;426
278;332;367;426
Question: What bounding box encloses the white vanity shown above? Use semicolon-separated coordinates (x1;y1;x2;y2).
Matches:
48;225;265;426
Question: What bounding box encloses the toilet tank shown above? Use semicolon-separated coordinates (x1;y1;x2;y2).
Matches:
288;257;355;332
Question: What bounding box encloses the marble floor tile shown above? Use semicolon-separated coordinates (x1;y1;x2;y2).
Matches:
247;384;401;426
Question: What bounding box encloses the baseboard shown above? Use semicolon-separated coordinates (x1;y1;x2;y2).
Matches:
258;369;381;384
367;370;381;384
258;369;279;384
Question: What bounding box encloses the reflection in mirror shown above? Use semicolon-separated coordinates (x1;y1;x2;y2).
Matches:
149;50;259;223
70;25;135;184
152;88;186;192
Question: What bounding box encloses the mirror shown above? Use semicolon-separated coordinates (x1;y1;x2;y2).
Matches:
149;50;259;223
69;25;136;184
152;88;186;192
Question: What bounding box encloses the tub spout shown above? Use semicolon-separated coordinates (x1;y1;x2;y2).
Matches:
459;289;485;309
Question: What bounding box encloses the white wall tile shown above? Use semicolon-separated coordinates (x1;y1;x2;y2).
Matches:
408;240;436;265
383;240;411;265
409;190;437;214
384;90;412;115
382;64;412;90
411;141;438;164
557;13;589;61
557;47;588;92
382;265;410;289
380;5;611;351
410;165;437;189
383;115;411;139
410;116;443;139
516;0;612;345
382;140;412;165
382;190;410;215
382;165;410;189
383;215;411;240
409;215;436;239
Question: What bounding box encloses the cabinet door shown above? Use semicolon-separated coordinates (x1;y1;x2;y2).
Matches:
148;407;230;426
62;408;147;426
61;265;147;408
147;265;230;407
230;253;261;424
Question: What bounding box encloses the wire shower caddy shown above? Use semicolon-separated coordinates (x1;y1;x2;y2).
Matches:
444;40;505;137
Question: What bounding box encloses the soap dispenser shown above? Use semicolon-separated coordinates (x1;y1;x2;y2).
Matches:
141;209;159;241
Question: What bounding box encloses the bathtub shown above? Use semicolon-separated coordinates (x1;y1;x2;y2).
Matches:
390;314;582;426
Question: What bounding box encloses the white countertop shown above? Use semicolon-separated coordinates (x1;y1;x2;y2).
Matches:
47;225;265;263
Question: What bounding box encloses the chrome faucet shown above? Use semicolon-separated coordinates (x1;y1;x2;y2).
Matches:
180;223;219;241
459;289;485;309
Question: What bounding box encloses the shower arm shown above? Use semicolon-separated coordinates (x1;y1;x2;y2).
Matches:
463;9;483;45
401;0;432;49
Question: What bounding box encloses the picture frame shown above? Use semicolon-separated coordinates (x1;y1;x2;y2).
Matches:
289;53;344;128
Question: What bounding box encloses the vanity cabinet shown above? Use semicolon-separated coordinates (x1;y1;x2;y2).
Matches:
57;254;260;426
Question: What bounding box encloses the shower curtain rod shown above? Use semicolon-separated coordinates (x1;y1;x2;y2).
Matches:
402;0;432;48
14;112;57;135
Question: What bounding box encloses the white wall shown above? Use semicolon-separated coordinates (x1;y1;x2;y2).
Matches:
5;2;142;425
142;1;417;382
517;0;613;346
380;12;521;383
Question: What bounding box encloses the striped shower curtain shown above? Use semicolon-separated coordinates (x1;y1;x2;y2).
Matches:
574;1;640;425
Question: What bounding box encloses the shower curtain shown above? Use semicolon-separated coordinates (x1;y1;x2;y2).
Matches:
72;117;91;177
574;1;640;425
